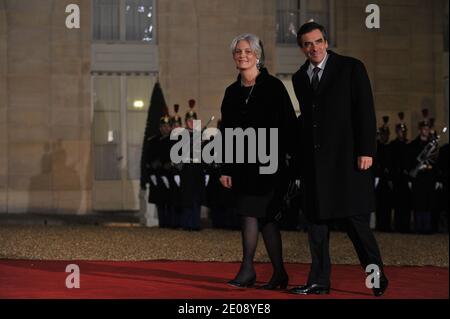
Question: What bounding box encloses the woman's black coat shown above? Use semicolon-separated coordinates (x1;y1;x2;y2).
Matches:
220;68;299;196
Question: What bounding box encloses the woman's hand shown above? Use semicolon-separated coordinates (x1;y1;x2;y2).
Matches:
220;175;232;189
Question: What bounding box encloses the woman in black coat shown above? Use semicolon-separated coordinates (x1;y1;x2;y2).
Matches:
219;34;298;289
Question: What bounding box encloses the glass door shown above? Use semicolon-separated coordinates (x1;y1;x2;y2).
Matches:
92;74;156;210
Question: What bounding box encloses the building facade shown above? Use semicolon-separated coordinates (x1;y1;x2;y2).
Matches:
0;0;448;214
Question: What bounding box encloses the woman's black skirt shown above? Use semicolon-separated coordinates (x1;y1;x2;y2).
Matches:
235;190;275;218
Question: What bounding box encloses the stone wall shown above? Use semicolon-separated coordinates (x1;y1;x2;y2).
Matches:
335;0;446;141
157;0;277;125
0;0;7;212
3;0;91;213
0;0;447;214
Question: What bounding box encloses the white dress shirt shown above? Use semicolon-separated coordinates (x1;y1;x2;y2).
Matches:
306;53;329;83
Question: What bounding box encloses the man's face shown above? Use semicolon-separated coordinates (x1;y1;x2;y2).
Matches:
300;29;328;65
396;129;407;141
419;126;430;139
379;131;389;144
186;119;194;130
160;124;171;136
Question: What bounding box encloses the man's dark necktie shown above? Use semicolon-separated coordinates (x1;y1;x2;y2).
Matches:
311;67;320;91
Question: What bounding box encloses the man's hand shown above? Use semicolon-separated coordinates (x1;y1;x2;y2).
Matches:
220;175;232;189
358;156;373;170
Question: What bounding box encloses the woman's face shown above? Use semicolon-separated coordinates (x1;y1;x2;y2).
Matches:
233;40;258;71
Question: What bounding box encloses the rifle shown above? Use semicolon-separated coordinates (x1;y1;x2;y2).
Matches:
201;116;215;132
409;127;448;178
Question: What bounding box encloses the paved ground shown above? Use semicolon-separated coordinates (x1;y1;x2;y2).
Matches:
0;225;448;266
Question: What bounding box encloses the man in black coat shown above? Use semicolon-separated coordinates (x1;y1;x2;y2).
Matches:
290;22;388;297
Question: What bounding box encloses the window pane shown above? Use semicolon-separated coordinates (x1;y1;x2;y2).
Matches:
93;76;121;112
94;145;121;180
277;0;332;46
93;0;120;41
127;145;142;180
126;76;152;112
277;0;301;44
125;0;155;42
304;0;330;45
94;112;121;145
93;76;122;181
126;75;156;180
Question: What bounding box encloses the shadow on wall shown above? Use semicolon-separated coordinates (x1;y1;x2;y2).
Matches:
28;140;82;214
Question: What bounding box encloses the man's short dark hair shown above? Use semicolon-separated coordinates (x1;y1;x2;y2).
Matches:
296;22;328;48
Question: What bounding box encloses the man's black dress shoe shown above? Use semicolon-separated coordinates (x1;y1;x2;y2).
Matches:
257;274;289;290
290;284;330;295
372;274;389;297
227;276;256;288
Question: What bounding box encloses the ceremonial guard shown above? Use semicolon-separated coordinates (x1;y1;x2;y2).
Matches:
407;116;438;234
390;112;412;232
177;100;207;231
436;142;449;232
141;114;174;228
170;104;182;129
374;116;393;232
205;119;240;229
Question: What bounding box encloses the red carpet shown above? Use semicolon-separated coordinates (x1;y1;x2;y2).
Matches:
0;260;447;299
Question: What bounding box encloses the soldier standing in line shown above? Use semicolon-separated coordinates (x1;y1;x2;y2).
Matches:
177;100;207;231
170;104;182;129
407;119;438;234
206;119;240;229
390;112;412;233
374;116;393;232
428;117;441;233
436;142;449;233
149;114;173;228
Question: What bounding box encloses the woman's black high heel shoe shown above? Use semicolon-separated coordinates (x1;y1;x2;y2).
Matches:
227;275;256;288
257;274;289;290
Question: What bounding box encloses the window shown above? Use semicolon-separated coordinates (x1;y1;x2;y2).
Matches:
93;0;155;42
276;0;334;46
92;74;157;180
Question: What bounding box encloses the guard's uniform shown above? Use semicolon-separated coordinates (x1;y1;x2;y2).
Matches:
390;117;411;232
407;122;438;234
374;117;393;232
177;102;206;230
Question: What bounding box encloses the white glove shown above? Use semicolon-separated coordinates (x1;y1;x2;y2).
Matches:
174;175;181;187
375;177;380;188
150;175;157;186
295;179;301;188
205;174;210;186
408;182;412;190
435;182;443;190
161;176;170;189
